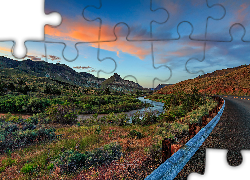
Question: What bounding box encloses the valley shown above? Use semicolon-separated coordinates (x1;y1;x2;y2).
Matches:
0;57;249;179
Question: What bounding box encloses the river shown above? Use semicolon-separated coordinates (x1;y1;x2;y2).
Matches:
0;97;165;122
77;96;165;123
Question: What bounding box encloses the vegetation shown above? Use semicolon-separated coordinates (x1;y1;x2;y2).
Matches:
0;56;241;179
0;90;218;179
0;67;151;115
147;87;208;123
0;118;57;153
46;103;78;124
53;142;122;174
156;64;250;96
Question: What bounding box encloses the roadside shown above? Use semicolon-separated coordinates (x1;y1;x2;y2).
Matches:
174;95;250;179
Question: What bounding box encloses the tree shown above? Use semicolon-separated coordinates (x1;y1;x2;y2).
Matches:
45;103;78;124
104;87;110;95
8;83;15;91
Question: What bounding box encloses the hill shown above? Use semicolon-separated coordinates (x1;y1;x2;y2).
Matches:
0;67;83;97
0;56;144;92
156;64;250;96
0;56;104;88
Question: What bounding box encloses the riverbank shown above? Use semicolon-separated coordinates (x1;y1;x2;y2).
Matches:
77;96;165;123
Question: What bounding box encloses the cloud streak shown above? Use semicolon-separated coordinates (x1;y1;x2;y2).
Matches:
73;66;92;69
48;55;61;61
26;55;42;61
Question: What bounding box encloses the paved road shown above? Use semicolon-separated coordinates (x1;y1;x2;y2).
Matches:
174;95;250;179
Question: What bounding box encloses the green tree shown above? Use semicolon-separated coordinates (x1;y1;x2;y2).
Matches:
104;87;110;95
45;103;78;124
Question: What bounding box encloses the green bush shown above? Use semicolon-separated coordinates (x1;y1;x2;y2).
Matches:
0;125;56;153
0;166;5;173
46;103;78;124
20;163;37;174
0;157;16;172
46;163;54;170
141;111;158;125
54;142;122;174
4;113;23;123
128;130;143;139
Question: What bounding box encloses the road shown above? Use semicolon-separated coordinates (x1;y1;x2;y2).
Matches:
174;95;250;179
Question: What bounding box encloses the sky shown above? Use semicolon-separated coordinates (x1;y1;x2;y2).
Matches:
0;0;250;88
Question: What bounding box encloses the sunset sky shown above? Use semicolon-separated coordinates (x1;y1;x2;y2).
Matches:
0;0;250;88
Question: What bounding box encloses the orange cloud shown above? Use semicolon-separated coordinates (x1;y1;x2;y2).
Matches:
91;40;150;60
45;16;149;59
45;16;120;42
0;46;11;53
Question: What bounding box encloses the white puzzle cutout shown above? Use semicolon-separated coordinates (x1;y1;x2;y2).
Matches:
188;149;250;180
0;0;61;59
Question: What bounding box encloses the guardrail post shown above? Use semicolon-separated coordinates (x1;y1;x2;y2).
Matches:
162;138;171;162
209;110;213;117
189;123;201;139
202;115;208;126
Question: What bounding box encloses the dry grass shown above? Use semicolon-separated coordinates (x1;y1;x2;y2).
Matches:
0;123;158;179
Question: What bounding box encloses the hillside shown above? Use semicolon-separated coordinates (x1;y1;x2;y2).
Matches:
197;64;249;79
156;64;250;96
0;56;104;88
0;67;83;97
0;56;144;92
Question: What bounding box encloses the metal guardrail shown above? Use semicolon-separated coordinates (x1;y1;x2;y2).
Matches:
145;98;225;180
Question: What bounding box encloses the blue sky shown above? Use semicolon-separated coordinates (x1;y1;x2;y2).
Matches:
0;0;250;88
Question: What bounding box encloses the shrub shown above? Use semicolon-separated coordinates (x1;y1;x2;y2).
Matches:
128;130;143;139
46;163;54;170
4;113;23;123
2;158;16;167
0;126;56;153
0;157;16;172
46;104;78;124
0;166;5;173
54;142;122;174
140;111;158;125
4;123;19;132
54;149;86;173
103;142;122;161
24;116;38;125
131;111;141;125
20;163;37;174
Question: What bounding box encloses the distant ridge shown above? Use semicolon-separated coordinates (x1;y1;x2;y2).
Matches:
0;56;144;91
155;64;250;96
101;73;143;91
154;84;174;91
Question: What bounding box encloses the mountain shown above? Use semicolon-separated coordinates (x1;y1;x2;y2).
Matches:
101;73;143;92
156;64;250;96
154;84;174;91
0;56;104;88
0;56;144;92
